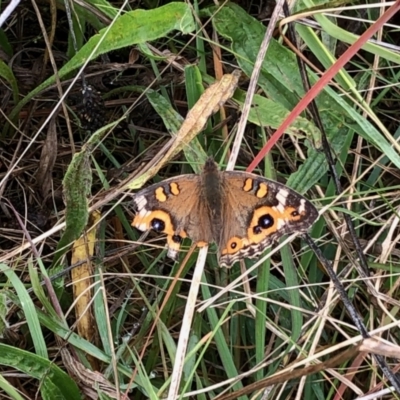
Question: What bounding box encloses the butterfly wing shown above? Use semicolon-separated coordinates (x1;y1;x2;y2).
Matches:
132;174;214;260
218;172;318;267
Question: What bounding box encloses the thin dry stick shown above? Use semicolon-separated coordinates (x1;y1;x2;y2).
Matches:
227;0;286;170
360;5;385;392
0;0;20;26
167;247;208;400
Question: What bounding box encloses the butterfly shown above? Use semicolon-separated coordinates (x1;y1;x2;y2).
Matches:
132;158;318;267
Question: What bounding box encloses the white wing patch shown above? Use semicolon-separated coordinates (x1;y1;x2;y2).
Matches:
298;199;306;214
134;195;148;209
276;188;289;204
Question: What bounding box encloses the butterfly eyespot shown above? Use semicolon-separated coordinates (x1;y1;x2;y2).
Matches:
258;214;274;229
151;218;165;232
291;210;299;217
172;235;182;243
253;226;262;234
230;241;238;249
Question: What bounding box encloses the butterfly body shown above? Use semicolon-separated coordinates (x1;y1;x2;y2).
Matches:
133;158;318;267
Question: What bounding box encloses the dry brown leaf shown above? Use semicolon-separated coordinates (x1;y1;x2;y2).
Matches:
127;70;241;189
71;210;101;368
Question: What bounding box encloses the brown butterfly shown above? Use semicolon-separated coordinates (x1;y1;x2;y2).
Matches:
132;158;318;267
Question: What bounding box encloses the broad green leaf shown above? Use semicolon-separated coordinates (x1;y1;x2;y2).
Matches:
0;343;81;400
61;2;194;74
234;90;321;146
50;146;92;270
206;4;308;106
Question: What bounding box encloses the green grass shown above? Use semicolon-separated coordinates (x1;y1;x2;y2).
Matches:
1;1;400;399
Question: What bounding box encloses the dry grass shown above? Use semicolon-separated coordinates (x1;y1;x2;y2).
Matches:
1;1;400;399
